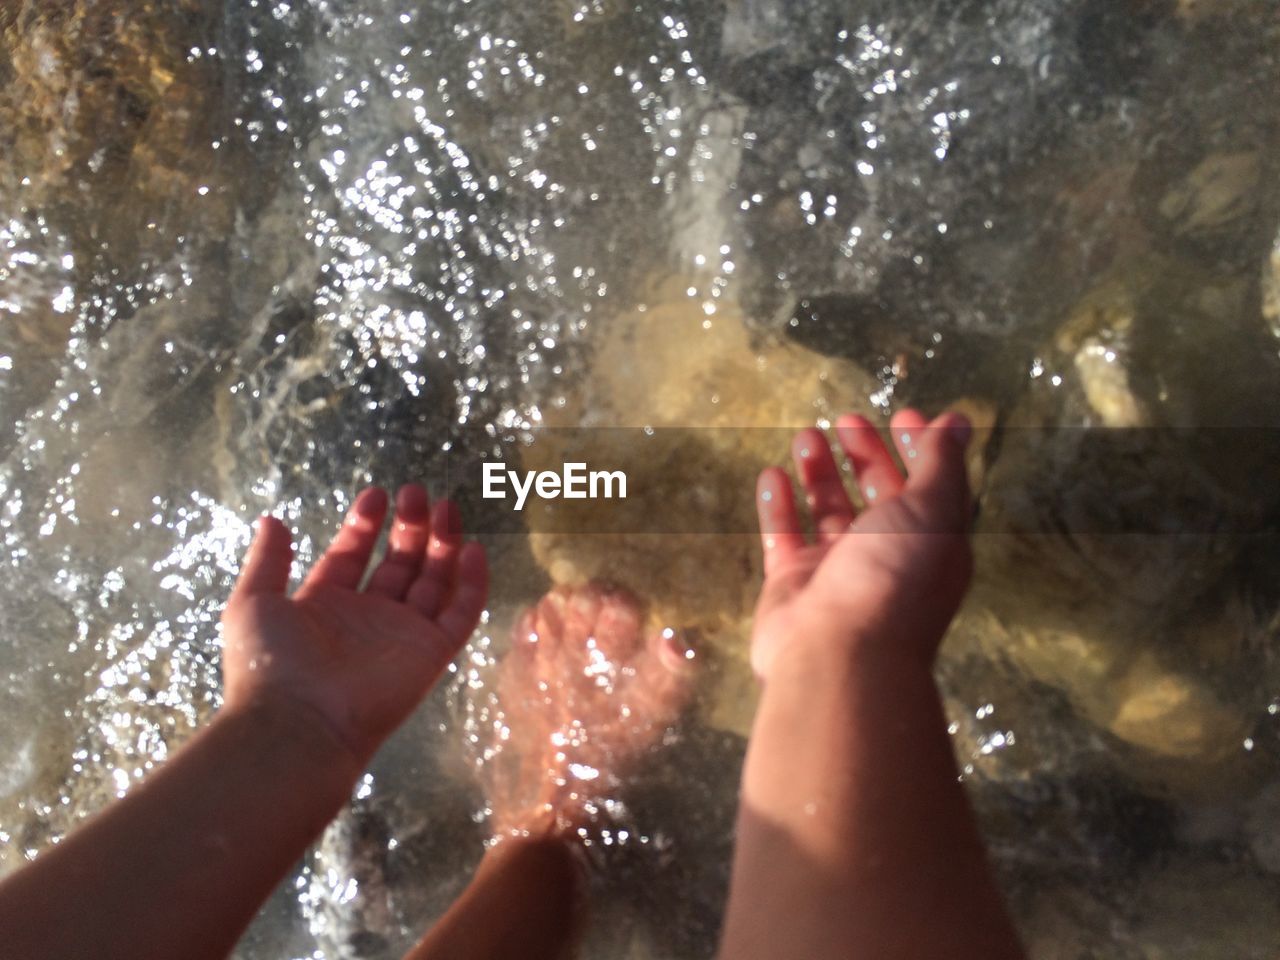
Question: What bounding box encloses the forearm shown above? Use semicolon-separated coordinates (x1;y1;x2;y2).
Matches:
0;699;360;960
721;632;1024;960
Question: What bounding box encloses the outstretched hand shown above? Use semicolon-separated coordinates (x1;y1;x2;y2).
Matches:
752;409;974;679
221;485;488;766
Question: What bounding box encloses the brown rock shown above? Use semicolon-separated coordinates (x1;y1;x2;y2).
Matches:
520;278;878;734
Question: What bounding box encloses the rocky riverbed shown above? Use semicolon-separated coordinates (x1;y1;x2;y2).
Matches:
2;2;1280;958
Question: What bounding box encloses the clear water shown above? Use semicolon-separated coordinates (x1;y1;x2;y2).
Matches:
2;1;1280;957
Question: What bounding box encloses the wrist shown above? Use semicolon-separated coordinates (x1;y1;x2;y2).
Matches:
764;614;938;690
214;695;365;812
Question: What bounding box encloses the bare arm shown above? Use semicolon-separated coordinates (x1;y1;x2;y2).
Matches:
0;485;487;960
725;640;1022;959
0;699;358;960
720;411;1024;960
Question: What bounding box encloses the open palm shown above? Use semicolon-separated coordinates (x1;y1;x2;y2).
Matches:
221;485;488;766
752;409;974;678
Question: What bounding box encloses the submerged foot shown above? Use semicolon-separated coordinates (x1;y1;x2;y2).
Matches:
480;582;695;840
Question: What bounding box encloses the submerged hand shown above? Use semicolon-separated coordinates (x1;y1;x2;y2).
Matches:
221;485;488;766
752;409;973;678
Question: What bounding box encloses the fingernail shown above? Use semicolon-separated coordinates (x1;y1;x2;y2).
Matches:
946;415;972;449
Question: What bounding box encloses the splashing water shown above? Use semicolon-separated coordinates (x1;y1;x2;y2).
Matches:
2;1;1280;957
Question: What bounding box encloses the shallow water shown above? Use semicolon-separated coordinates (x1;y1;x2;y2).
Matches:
2;0;1280;957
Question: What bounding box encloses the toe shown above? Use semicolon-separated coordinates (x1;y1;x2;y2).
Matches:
650;625;697;679
594;588;645;658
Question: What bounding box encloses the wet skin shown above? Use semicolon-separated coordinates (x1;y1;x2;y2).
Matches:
721;409;1025;960
484;581;695;837
0;483;489;960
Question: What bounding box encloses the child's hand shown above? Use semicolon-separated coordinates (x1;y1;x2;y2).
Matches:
221;485;488;766
752;410;973;679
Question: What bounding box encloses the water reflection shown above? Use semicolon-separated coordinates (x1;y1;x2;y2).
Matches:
1;1;1279;957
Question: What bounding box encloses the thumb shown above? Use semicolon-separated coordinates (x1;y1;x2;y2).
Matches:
233;515;294;598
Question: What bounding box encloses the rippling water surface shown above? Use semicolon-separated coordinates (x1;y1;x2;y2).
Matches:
2;1;1280;957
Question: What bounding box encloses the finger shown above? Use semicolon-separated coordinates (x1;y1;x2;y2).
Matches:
903;411;974;530
405;499;463;618
835;414;904;504
301;487;388;593
791;427;855;540
232;515;293;598
756;467;805;577
436;542;489;644
364;484;431;600
889;409;931;475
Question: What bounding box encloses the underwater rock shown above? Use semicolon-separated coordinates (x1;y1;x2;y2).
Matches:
972;434;1260;767
1071;337;1147;427
550;0;633;28
1073;0;1171;100
1130;13;1280;276
758;0;1280;430
302;702;487;960
523;279;877;607
972;755;1280;958
957;607;1250;769
1;4;208;238
1;2;192;178
1175;0;1226;15
959;255;1280;768
1108;652;1249;761
1262;228;1280;340
1122;858;1280;959
722;0;1182;364
939;614;1141;781
718;0;833;65
1245;782;1280;874
517;280;878;734
1157;151;1261;235
309;805;397;959
1173;0;1280;26
1012;855;1280;960
1050;275;1150;427
1029;247;1280;470
0;1;318;470
784;287;1018;411
0;0;294;287
1136;148;1267;271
